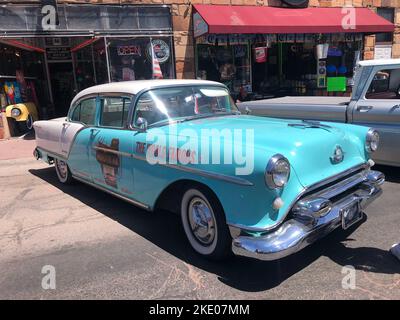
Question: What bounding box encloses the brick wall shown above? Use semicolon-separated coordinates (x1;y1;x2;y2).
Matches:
2;0;398;77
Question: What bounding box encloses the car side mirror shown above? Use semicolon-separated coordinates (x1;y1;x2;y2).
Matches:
136;117;148;132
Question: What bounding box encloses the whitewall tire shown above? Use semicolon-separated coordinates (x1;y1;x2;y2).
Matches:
181;187;232;260
55;158;73;184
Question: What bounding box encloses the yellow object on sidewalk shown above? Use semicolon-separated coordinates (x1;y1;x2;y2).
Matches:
5;102;38;122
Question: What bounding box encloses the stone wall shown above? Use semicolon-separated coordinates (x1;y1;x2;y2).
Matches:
2;0;399;77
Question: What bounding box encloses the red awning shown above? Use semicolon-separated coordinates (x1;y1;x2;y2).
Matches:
193;5;394;35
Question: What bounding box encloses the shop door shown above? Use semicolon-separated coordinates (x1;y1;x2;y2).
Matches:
48;62;75;117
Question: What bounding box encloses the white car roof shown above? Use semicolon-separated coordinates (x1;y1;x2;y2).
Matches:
71;79;224;106
358;59;400;67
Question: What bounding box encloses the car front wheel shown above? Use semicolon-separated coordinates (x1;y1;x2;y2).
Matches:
55;158;73;184
180;187;232;260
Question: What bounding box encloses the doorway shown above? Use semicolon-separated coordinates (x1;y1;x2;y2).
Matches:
48;62;75;117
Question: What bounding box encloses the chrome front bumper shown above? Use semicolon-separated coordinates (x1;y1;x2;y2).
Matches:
231;169;384;261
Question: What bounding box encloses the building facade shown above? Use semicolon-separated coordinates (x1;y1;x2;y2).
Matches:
0;0;397;117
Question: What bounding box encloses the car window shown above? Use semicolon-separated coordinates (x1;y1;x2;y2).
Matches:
70;104;81;122
133;86;237;127
79;98;97;125
365;68;400;99
100;96;131;128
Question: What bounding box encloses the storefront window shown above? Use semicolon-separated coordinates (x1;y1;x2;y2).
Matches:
107;37;174;82
196;43;251;96
0;41;48;115
196;34;363;99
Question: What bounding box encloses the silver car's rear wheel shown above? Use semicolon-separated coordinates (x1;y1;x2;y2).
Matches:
55;158;73;184
181;187;232;260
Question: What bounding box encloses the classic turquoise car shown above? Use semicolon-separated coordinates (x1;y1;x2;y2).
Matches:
33;80;384;260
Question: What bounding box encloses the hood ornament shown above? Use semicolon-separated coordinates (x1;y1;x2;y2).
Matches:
331;145;344;164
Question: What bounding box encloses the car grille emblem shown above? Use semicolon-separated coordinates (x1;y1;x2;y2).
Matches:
331;146;344;164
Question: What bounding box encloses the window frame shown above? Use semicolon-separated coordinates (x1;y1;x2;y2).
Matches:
67;94;99;126
130;84;232;130
363;66;400;101
98;94;133;129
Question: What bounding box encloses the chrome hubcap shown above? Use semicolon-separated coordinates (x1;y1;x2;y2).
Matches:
188;197;216;245
57;160;68;179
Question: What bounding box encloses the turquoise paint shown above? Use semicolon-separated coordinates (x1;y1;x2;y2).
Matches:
66;113;371;231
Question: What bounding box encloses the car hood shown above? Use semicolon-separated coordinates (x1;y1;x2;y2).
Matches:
166;114;368;188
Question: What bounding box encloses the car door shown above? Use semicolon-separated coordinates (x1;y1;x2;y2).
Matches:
66;96;98;181
352;66;400;166
88;95;135;196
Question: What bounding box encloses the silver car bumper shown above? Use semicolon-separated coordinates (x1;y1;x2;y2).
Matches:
232;169;384;261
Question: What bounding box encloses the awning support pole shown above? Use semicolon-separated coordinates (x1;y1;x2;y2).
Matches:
104;37;111;83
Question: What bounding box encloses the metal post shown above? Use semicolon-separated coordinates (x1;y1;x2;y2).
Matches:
42;39;53;105
104;36;111;83
91;42;97;84
71;51;78;93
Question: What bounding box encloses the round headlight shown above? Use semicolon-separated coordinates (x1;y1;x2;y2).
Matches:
11;108;21;117
265;154;291;189
366;129;379;152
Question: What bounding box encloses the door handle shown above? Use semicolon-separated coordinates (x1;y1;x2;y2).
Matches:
356;105;373;112
392;104;400;110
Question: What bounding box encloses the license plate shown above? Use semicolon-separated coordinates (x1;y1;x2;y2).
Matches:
341;201;362;230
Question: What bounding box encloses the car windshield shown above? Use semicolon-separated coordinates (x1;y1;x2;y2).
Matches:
134;85;239;127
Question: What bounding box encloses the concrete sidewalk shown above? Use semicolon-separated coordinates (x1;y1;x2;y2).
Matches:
0;137;36;160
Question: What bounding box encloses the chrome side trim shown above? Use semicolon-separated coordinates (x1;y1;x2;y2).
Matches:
92;146;254;187
227;163;369;233
72;175;151;211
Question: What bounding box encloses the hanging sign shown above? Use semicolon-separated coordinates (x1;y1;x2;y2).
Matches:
254;47;267;63
46;46;71;60
117;45;142;56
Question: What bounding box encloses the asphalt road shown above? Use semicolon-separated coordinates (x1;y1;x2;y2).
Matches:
0;156;399;299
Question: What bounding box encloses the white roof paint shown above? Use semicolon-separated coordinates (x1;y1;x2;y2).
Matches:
358;59;400;67
71;79;224;106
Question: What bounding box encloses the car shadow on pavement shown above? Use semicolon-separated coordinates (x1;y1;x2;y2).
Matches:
29;166;400;292
375;165;400;183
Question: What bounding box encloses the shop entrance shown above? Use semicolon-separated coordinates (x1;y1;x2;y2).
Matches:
48;62;75;117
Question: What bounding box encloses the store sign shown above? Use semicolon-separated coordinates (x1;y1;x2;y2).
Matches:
46;46;71;61
193;12;208;38
117;45;142;56
146;40;170;64
374;44;392;60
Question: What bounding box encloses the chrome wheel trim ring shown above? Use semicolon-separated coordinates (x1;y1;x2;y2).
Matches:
187;196;216;246
56;159;68;181
26;115;33;130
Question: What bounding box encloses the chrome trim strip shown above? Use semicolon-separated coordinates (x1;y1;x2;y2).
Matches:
92;146;254;187
227;163;369;233
72;175;151;211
